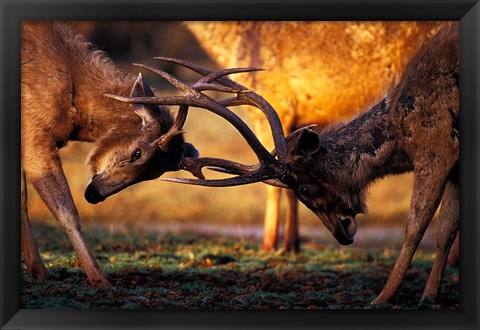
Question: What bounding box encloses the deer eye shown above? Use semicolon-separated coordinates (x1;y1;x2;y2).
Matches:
131;149;141;162
299;185;311;198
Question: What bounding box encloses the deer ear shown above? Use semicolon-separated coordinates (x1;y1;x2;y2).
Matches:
130;73;157;128
296;128;322;156
182;142;199;158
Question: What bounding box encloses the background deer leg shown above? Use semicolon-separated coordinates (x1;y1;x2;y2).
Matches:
422;178;459;302
371;163;447;304
25;150;108;285
21;171;48;279
261;186;281;251
283;190;300;252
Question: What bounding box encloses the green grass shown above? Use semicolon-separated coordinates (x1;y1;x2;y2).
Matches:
21;222;459;309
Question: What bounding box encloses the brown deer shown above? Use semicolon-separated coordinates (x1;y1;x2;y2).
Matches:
114;23;459;303
186;21;449;253
21;22;199;284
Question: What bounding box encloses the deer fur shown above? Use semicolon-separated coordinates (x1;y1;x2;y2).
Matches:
21;22;197;284
283;24;459;303
186;21;450;253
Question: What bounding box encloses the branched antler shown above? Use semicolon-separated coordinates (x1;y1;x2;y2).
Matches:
154;57;288;162
105;58;287;186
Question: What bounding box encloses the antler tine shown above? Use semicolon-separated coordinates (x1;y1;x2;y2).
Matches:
155;57;288;162
161;172;277;187
133;63;198;96
193;83;244;94
168;157;289;188
135;62;261;94
173;104;189;131
178;157;260;180
153;104;189;151
193;67;264;94
176;155;287;188
196;67;265;84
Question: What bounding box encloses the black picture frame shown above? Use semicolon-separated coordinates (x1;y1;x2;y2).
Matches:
1;0;479;329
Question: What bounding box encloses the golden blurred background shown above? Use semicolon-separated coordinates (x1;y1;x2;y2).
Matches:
25;21;432;248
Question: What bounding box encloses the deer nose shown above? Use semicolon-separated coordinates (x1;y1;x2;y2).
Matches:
84;184;103;204
340;217;358;237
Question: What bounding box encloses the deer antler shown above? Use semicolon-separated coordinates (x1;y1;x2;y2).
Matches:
154;57;288;162
154;104;188;151
105;58;288;186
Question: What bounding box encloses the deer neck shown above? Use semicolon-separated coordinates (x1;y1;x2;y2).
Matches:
69;58;140;142
319;98;412;191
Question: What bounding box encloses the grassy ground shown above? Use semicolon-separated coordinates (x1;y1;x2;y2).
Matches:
21;222;459;309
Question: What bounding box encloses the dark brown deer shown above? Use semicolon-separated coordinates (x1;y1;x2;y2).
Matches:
21;22;199;284
114;23;459;303
186;21;447;253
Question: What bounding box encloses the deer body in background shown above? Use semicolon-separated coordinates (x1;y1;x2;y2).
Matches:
127;24;458;303
21;22;197;284
186;21;447;253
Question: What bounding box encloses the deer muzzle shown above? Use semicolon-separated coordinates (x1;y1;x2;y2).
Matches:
339;216;357;242
317;211;357;246
84;174;124;204
84;179;106;204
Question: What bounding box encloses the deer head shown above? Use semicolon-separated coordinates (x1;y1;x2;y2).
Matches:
107;58;360;245
84;73;198;204
282;128;363;245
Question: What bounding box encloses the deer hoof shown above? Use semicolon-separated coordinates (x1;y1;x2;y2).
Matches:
90;277;112;288
418;298;436;309
371;292;390;305
31;261;49;280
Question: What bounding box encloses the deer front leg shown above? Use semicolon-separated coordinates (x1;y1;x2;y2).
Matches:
25;152;109;285
371;165;447;305
21;171;48;279
283;189;300;253
262;186;282;251
422;179;459;302
447;233;459;266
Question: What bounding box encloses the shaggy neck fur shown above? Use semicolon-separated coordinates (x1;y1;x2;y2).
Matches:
314;98;413;192
50;22;172;142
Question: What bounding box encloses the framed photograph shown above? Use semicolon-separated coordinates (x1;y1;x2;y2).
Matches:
1;1;479;329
